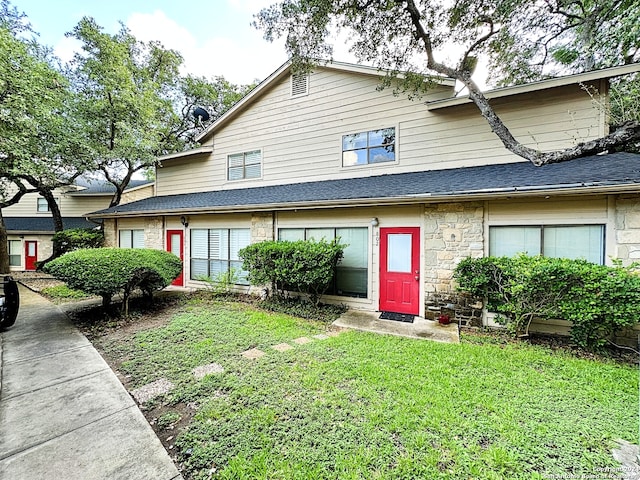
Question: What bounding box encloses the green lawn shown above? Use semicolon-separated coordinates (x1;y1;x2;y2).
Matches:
98;297;638;480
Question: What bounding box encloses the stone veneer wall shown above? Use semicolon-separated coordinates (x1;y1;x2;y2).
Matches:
103;219;117;247
144;217;164;250
615;194;640;265
251;212;275;243
613;195;640;345
423;202;484;323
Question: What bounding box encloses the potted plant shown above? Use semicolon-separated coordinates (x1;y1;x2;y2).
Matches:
437;313;451;325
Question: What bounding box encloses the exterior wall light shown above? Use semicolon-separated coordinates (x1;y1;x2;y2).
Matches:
180;215;189;228
370;217;379;227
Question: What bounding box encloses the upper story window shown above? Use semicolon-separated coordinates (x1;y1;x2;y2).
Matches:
36;197;59;212
342;127;395;167
489;225;605;264
291;73;309;97
228;150;261;181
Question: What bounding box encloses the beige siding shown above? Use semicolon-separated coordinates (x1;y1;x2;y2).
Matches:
156;67;604;196
3;190;111;218
486;196;609;224
121;184;154;204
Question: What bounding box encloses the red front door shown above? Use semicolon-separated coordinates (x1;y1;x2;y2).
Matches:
25;241;38;271
167;230;184;286
379;227;421;315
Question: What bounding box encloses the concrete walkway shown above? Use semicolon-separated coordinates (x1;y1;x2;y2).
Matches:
333;310;460;343
0;286;183;480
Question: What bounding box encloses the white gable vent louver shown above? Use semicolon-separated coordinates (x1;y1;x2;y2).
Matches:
291;73;309;97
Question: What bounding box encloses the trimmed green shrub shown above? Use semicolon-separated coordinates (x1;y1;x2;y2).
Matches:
43;248;182;313
454;255;640;350
52;228;104;255
239;239;344;305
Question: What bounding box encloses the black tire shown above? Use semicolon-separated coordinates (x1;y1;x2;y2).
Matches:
1;276;19;329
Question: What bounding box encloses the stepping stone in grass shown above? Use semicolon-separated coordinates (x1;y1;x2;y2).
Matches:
271;343;293;352
293;337;312;345
312;333;330;340
131;378;174;404
241;348;265;360
192;362;225;379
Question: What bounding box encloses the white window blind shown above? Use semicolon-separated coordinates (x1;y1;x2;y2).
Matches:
119;229;145;249
132;230;145;248
190;228;250;283
228;150;261;180
8;240;21;266
489;225;605;264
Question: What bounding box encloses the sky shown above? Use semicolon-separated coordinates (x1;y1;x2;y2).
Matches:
15;0;291;85
15;0;488;89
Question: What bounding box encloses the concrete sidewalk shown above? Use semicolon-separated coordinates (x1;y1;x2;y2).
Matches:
0;286;183;480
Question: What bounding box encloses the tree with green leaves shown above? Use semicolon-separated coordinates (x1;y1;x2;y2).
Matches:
254;0;640;166
0;0;92;272
67;17;184;208
68;18;254;207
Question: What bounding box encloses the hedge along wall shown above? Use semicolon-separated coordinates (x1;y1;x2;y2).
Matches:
454;255;640;350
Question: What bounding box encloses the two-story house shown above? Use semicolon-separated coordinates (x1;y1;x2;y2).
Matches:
4;178;154;271
89;60;640;330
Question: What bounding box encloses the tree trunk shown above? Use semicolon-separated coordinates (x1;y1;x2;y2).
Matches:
0;210;10;274
36;188;66;270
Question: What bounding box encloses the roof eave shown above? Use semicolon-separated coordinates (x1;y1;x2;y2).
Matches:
7;230;54;235
427;63;640;110
157;146;213;163
86;182;640;219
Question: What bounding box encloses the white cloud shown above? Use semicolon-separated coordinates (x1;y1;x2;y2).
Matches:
54;35;83;64
126;10;286;85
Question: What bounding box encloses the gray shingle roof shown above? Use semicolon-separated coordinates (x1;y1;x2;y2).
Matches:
69;178;153;195
5;217;97;232
90;152;640;217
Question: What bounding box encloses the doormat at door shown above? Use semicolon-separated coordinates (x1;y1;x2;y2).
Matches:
379;311;414;323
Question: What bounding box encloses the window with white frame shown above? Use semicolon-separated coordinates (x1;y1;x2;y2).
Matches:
342;127;395;167
228;150;261;181
190;228;250;283
37;198;49;212
8;240;21;266
119;229;145;248
489;225;605;264
278;227;368;298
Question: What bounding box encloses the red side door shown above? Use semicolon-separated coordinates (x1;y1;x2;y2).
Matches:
166;230;184;286
379;227;421;315
25;241;38;271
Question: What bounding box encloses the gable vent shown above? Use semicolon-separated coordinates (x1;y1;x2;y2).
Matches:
291;73;309;97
